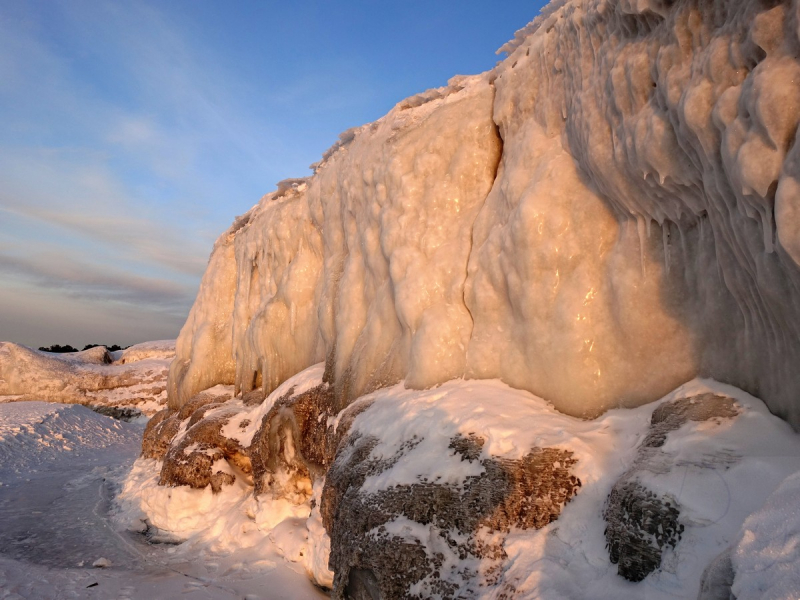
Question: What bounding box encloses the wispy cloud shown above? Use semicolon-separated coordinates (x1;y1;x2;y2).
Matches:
0;147;211;277
0;250;195;312
0;0;386;347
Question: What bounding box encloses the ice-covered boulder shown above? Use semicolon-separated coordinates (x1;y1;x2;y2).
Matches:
115;340;175;364
122;365;800;598
0;340;175;415
604;393;739;582
322;431;581;599
142;385;234;460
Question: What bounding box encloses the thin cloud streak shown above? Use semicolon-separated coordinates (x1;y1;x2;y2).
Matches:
0;251;195;312
0;204;209;278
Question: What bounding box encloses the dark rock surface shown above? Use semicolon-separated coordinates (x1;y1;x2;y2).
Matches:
603;394;739;582
90;405;142;421
322;433;581;598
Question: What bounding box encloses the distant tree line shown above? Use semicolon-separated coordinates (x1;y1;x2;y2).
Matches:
38;344;128;353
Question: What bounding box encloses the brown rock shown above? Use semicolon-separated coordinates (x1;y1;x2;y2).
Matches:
247;383;373;497
321;432;581;598
141;389;234;460
159;406;251;493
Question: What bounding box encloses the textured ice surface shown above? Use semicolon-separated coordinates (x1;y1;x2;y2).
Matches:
0;340;174;415
169;0;800;426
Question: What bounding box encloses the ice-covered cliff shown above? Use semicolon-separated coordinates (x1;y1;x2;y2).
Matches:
170;0;800;428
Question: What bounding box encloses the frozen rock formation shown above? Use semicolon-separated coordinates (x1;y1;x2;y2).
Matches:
125;366;800;598
323;432;580;598
0;341;175;415
134;0;800;596
603;393;739;582
169;0;800;428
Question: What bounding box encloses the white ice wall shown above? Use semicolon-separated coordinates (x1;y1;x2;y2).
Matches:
168;224;238;408
230;182;325;399
168;0;800;427
499;0;800;422
307;76;501;406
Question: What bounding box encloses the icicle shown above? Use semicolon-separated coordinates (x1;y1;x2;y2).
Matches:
678;223;687;262
636;216;647;278
761;207;775;253
662;222;671;274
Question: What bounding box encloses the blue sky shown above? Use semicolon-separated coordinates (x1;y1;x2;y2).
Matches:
0;0;546;348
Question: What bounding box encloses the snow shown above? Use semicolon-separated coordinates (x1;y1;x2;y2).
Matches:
0;401;326;599
116;455;334;589
0;341;173;415
731;470;800;599
0;402;138;486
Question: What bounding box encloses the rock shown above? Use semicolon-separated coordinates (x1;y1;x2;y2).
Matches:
158;405;250;493
90;405;142;421
92;557;111;568
141;387;234;460
603;394;739;582
247;383;372;497
322;432;581;598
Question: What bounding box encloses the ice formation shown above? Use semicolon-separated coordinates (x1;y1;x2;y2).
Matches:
169;0;800;427
0;340;175;415
127;0;800;595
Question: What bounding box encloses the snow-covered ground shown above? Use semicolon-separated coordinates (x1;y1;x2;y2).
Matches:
0;401;326;599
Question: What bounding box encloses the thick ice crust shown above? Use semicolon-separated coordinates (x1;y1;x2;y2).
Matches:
171;0;800;425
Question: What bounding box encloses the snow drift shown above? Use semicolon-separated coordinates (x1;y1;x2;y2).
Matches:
169;0;800;428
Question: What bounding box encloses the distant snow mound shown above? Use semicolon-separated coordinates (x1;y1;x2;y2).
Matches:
0;341;174;415
116;340;176;365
